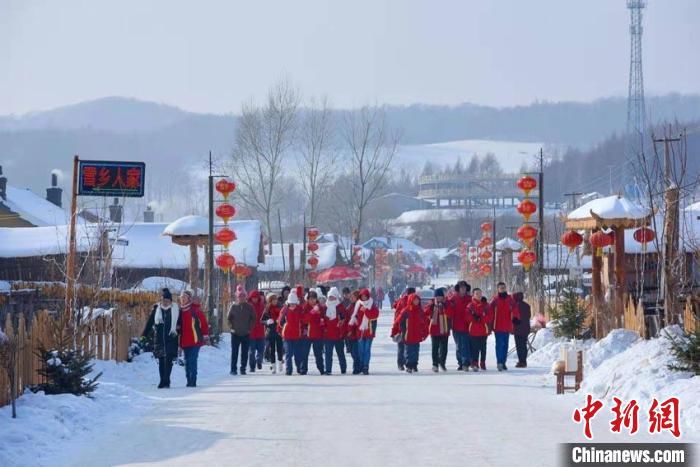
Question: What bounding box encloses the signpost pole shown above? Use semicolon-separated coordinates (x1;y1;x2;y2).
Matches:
65;155;79;320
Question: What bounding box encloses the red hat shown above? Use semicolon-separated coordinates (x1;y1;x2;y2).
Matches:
360;288;371;299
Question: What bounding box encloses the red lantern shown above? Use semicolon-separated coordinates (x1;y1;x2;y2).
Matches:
517;199;537;221
590;231;613;256
216;252;235;271
561;231;583;252
517;225;538;248
215;203;236;223
480;222;493;233
233;263;249;277
307;227;320;241
308;242;319;253
479;250;492;261
633;227;655;244
480;264;493;274
478;237;493;248
215;179;236;199
518;250;537;271
307;256;319;268
516;175;537;197
215;227;237;248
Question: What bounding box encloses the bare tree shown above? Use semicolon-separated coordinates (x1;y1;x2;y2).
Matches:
232;79;300;244
342;106;398;244
297;97;337;226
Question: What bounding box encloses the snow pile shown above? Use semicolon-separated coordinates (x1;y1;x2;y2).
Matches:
580;326;699;435
162;215;208;236
528;328;593;368
567;194;649;221
584;329;640;369
0;335;231;467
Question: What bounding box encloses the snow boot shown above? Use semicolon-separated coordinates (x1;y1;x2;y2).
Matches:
257;362;263;370
503;364;508;371
277;361;284;373
457;365;463;371
271;363;277;374
497;363;504;372
440;364;447;372
406;367;413;374
480;361;486;371
515;361;524;368
398;364;405;372
432;365;439;373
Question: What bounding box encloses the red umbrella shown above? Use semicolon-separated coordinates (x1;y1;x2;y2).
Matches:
314;265;364;284
406;264;426;273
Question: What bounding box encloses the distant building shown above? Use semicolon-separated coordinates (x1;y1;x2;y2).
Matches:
0;166;68;227
367;193;433;219
417;173;521;209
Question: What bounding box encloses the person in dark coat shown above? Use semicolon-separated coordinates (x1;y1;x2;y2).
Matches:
227;285;256;375
512;291;531;368
142;288;180;388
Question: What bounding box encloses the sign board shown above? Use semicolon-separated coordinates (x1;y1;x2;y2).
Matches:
78;160;145;197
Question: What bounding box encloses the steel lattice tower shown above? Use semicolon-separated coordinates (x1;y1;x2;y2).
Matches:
626;0;647;171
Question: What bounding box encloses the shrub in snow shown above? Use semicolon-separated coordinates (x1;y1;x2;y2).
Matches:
34;345;101;396
665;325;699;375
549;290;586;339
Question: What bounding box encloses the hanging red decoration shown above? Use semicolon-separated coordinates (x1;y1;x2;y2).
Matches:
216;252;236;271
606;231;616;245
478;237;493;248
517;199;537;221
517;225;538;247
516;175;537;197
590;231;613;256
480;264;493;274
215;203;236;223
233;263;250;277
307;227;320;241
307;242;319;253
479;250;492;261
518;250;537;271
215;179;236;199
215;227;237;248
633;227;655;244
561;231;583;252
480;222;493;232
307;256;319;268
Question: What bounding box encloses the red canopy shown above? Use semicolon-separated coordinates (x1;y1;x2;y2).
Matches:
314;265;364;284
406;264;426;273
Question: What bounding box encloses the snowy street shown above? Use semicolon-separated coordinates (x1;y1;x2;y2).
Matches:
48;308;687;467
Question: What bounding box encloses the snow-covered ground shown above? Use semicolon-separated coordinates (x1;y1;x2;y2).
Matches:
1;274;697;466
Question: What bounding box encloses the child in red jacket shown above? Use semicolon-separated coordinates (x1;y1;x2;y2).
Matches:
394;293;428;373
425;288;451;372
467;288;491;371
262;293;284;373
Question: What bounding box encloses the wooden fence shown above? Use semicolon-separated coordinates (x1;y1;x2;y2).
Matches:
0;307;149;408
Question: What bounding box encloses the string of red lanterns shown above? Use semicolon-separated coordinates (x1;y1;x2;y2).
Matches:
307;227;320;283
214;178;241;277
515;175;538;271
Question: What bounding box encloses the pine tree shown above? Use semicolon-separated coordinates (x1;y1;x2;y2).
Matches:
550;290;586;339
665;326;700;375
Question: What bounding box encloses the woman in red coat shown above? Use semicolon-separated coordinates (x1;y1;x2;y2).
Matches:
303;290;326;375
467;288;492;371
489;282;520;371
349;288;379;375
177;290;209;387
322;287;347;374
247;290;266;373
279;288;306;375
394;293;428;373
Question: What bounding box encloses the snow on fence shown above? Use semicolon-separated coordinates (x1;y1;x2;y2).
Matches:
0;308;149;408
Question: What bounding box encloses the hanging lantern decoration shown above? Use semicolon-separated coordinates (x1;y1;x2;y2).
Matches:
307;256;319;268
590;231;613;257
215;203;236;223
479;250;493;261
516;199;537;221
606;231;616;245
478;237;493;248
216;252;236;271
307;227;320;241
633;227;655;244
516;225;538;248
215;227;237;248
518;250;537;272
308;242;319;253
516;175;537;197
480;222;493;233
215;179;236;199
480;264;493;275
561;230;584;253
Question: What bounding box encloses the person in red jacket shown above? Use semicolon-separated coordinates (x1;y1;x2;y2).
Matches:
322;287;347;374
467;288;491;371
449;281;472;371
177;290;209;387
392;287;415;371
247;290;266;373
279;287;306;375
302;289;326;375
425;287;451;372
489;282;520;371
345;290;362;374
262;293;284;373
394;293;428;373
349;288;380;375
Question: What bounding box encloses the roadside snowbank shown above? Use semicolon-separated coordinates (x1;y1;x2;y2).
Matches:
0;336;231;467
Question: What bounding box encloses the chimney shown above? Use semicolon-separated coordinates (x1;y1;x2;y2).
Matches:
46;172;63;207
109;197;123;223
143;204;155;223
0;166;6;201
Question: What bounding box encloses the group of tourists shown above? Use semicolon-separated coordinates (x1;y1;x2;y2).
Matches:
141;280;532;388
391;281;531;373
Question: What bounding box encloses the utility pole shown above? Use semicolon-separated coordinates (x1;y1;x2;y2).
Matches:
654;132;682;324
207;151;215;333
492;205;497;291
537;148;545;317
65;155;79;319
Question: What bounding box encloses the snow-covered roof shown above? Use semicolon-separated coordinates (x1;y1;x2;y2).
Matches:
418;248;450;262
163;215;208;236
361;236;424;252
567;195;649;221
0;224;97;258
394;208;467;224
1;185;68;226
130;276;202;295
496;237;522;251
258;242;337;272
113;220;261;269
